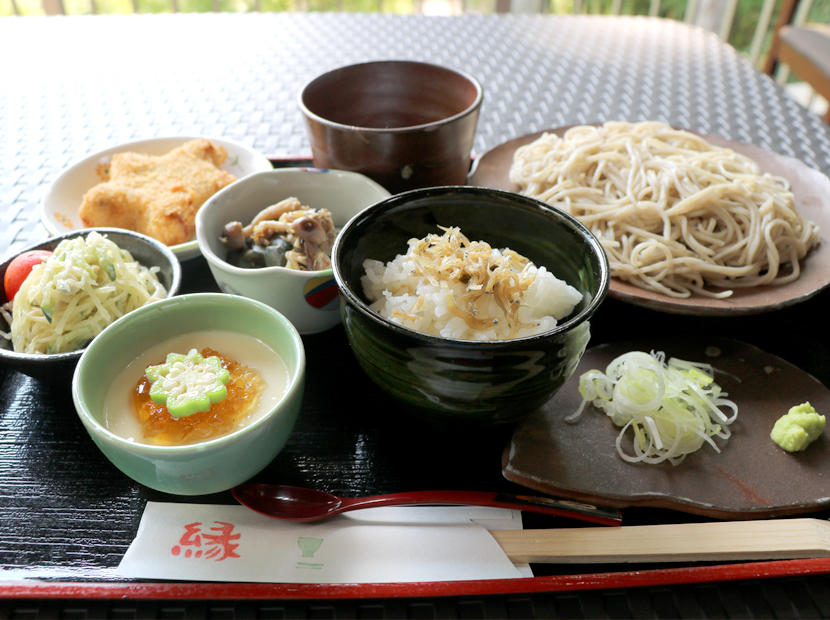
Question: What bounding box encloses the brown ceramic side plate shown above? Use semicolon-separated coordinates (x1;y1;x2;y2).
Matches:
502;337;830;520
469;128;830;316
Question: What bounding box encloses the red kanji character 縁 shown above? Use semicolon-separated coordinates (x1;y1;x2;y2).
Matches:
171;522;203;558
201;521;241;561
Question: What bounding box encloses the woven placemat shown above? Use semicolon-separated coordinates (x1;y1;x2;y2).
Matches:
2;12;829;258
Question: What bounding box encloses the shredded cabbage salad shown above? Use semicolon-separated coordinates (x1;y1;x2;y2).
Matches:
1;232;166;354
568;350;738;465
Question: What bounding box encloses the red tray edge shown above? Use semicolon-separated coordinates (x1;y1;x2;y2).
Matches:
9;153;829;600
2;557;829;600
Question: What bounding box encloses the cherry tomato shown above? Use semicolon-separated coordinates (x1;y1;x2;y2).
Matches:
3;250;53;301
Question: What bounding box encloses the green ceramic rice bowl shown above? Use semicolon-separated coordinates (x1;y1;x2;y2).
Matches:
72;293;305;495
332;186;609;425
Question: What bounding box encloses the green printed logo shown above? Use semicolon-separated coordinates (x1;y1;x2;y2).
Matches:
296;537;324;570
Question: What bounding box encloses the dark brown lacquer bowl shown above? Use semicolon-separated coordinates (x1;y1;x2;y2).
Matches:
298;60;483;194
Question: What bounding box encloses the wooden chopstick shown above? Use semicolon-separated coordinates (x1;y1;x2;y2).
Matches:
491;518;830;563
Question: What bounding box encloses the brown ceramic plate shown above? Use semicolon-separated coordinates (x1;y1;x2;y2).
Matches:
469;128;830;316
502;337;830;520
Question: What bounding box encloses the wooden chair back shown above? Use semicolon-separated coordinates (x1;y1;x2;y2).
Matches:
764;0;830;123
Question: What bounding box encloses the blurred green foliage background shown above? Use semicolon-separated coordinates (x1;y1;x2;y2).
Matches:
1;0;829;70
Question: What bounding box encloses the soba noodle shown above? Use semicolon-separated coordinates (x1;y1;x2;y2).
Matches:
509;121;820;298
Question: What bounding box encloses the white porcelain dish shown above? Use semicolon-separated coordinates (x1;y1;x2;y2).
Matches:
40;136;274;261
195;168;391;334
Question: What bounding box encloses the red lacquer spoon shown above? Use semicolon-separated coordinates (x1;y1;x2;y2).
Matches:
232;483;622;526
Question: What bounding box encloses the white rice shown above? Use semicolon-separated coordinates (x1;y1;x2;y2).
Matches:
361;243;583;341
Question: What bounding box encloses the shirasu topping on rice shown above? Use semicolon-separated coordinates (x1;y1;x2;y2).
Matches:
361;226;583;341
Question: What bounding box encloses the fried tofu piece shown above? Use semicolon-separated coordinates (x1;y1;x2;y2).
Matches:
79;139;237;246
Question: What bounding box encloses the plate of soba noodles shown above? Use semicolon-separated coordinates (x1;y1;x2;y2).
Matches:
468;121;830;316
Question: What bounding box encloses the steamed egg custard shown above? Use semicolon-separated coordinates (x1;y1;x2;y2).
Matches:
104;331;289;445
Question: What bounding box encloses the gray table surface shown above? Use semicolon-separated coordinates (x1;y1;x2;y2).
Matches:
2;11;830;260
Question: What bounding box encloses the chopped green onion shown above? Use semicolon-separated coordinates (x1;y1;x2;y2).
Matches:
568;350;738;466
40;300;53;323
95;246;117;281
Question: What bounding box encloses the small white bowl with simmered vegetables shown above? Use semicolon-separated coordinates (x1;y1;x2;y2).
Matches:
0;228;182;383
72;293;305;496
195;168;391;334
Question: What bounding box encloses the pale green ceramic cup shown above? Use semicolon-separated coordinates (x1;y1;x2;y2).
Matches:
72;293;305;496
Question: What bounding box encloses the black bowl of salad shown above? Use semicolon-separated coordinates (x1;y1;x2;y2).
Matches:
0;228;181;383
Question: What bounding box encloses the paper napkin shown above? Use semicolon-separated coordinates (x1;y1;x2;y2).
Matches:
117;502;529;583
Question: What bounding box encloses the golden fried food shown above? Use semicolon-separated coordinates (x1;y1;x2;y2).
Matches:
79;139;237;246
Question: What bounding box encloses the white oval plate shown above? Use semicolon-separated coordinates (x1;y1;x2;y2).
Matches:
40;135;274;261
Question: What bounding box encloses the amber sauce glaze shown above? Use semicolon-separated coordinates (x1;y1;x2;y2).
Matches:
133;348;265;445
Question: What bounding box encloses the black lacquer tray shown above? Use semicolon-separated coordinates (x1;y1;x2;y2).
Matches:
2;163;830;618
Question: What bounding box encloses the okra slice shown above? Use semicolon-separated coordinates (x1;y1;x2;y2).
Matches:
145;349;231;418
